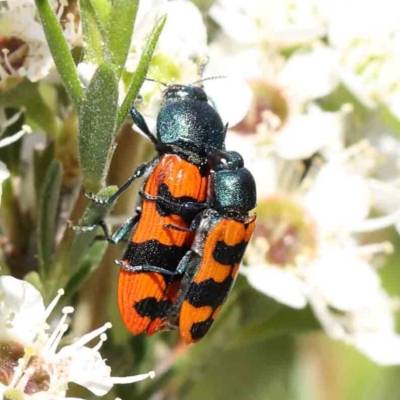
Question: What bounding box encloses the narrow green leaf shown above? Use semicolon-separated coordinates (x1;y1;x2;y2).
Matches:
90;0;112;26
380;105;400;137
117;15;167;128
0;80;38;106
78;63;118;192
24;95;60;137
63;240;109;301
106;0;139;77
38;161;63;279
0;80;60;137
33;143;55;210
35;0;84;106
80;0;104;63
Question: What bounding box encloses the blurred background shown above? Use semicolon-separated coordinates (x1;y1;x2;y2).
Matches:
2;0;400;399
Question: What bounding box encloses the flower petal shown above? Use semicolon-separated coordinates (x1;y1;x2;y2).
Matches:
64;346;113;396
308;250;381;311
278;46;339;102
303;161;370;235
242;265;307;309
354;334;400;366
0;276;46;344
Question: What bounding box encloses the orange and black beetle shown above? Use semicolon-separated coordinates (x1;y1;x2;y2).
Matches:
160;150;257;343
83;84;227;335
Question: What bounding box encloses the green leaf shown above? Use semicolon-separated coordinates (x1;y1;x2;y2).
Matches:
63;240;109;301
24;95;60;137
38;161;63;279
380;105;400;137
80;0;105;63
90;0;112;26
78;63;118;192
24;271;45;294
0;80;60;137
117;15;167;129
106;0;139;77
33;143;54;212
35;0;84;106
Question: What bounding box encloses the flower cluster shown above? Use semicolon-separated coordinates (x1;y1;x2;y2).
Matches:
0;276;154;399
211;0;400;365
0;0;80;88
1;1;400;395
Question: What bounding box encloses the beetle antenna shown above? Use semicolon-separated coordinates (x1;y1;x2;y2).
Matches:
198;56;210;78
191;75;227;86
145;78;167;87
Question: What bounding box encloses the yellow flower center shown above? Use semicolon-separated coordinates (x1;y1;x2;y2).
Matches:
255;195;317;267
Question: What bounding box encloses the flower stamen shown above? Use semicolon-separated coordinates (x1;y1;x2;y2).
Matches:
110;371;156;385
93;333;107;352
58;322;112;356
43;289;64;321
356;242;394;256
351;209;400;233
44;306;73;353
0;125;31;148
1;49;16;76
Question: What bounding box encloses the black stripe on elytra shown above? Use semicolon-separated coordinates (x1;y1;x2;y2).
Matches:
187;277;234;309
156;183;201;223
213;240;248;267
134;297;172;320
190;317;213;341
123;240;188;273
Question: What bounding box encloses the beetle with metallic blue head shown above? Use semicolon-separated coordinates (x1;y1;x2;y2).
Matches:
161;149;257;343
155;84;226;156
79;81;229;337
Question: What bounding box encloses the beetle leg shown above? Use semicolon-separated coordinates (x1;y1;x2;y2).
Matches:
139;189;206;213
130;106;158;146
115;261;181;276
86;162;149;205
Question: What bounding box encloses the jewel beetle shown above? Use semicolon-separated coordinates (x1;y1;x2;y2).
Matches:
156;150;257;343
83;83;227;336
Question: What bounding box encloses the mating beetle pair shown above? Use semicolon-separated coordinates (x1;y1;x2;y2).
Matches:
83;83;257;344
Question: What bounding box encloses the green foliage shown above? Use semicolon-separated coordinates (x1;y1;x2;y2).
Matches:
38;160;63;279
78;63;118;192
28;0;166;303
35;0;85;106
4;2;400;400
117;16;167;128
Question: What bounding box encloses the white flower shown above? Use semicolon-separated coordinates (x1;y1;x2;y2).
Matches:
326;0;400;48
217;43;342;159
124;0;207;117
210;0;328;47
311;287;400;365
272;104;348;160
235;135;400;363
277;45;339;103
0;1;81;86
0;276;154;399
334;36;400;109
203;77;253;128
